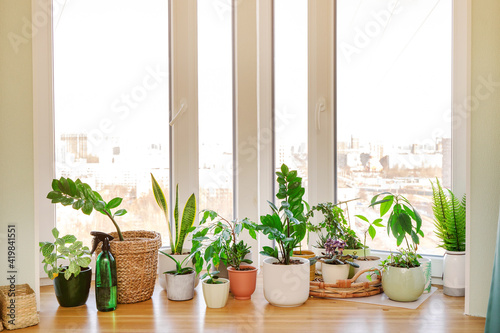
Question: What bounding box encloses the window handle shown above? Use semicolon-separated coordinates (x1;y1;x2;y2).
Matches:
170;99;187;127
315;97;326;131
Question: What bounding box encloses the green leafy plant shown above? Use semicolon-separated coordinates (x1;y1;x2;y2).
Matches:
319;239;359;267
191;210;256;274
355;215;384;259
151;174;197;255
39;228;92;280
430;178;466;252
369;192;424;268
202;270;223;285
47;177;127;241
255;164;308;265
159;251;196;275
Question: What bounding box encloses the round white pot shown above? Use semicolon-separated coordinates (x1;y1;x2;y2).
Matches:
165;271;196;301
322;262;350;284
202;278;230;308
353;256;381;283
262;257;310;307
382;266;425;302
443;251;465;297
158;246;199;289
343;248;370;278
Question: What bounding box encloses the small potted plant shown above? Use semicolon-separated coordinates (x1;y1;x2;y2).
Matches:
192;210;257;300
353;215;384;282
39;228;92;307
159;251;197;301
254;164;310;307
47;177;162;304
200;270;230;308
431;178;466;296
318;239;359;284
370;192;425;302
152;174;198;290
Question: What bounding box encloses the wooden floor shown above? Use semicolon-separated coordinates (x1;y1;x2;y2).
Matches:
18;276;484;333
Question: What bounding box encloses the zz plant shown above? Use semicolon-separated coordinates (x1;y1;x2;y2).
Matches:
255;164;307;265
430;178;466;252
47;177;127;241
39;228;92;280
151;174;197;255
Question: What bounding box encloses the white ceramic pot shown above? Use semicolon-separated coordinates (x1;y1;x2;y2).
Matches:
382;266;425;302
322;263;350;284
418;257;432;293
165;271;196;301
262;257;310;307
443;251;465;296
158;246;199;289
353;256;381;283
343;248;370;278
202;278;230;308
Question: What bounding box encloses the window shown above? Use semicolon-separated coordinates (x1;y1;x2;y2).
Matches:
53;0;170;246
336;0;452;254
198;0;234;219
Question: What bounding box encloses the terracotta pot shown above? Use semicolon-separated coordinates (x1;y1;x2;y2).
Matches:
227;266;258;300
214;251;253;279
293;250;316;281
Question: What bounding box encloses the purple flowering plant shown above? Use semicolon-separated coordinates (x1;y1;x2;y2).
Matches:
320;238;359;267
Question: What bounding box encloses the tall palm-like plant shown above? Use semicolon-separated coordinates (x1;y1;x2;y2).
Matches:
151;174;197;255
431;178;466;252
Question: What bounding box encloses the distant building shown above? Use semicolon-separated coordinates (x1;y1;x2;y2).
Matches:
61;133;88;161
442;138;452;188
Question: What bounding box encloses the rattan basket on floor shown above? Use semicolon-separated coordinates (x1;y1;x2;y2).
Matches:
310;268;383;298
0;284;39;330
96;230;162;304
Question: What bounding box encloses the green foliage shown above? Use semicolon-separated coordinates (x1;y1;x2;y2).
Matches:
369;192;423;268
47;177;126;241
355;215;384;259
151;174;197;255
191;210;256;275
254;164;308;265
202;270;223;284
159;250;196;276
39;228;91;280
306;201;363;250
380;247;422;269
430;179;466;252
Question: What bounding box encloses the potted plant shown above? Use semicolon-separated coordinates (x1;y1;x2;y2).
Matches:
431;178;466;296
152;174;198;290
370;192;425;302
200;271;230;308
254;164;310;307
159;251;197;301
39;228;92;307
192;210;257;300
47;177;161;304
353;215;384;282
318;239;359;284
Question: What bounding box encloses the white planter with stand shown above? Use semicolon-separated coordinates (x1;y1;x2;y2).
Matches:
262;257;310;307
443;251;465;296
158;246;199;289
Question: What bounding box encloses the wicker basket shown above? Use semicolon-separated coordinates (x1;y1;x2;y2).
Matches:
0;284;39;330
309;268;383;298
96;230;162;304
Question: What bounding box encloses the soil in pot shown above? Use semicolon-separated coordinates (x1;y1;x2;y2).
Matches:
165;271;196;301
53;267;92;307
227;266;257;300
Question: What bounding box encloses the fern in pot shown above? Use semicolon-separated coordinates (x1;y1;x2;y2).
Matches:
431;178;466;296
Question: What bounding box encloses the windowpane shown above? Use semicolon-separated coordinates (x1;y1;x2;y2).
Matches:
336;0;452;254
197;0;233;219
274;0;308;194
53;0;170;246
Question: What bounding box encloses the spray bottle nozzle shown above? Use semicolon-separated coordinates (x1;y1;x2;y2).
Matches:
90;231;114;255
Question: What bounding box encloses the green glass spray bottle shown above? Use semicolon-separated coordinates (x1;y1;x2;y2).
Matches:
91;231;117;312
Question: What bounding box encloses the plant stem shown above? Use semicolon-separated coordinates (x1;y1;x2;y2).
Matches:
104;210;124;241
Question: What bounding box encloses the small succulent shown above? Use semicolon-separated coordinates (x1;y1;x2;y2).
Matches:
320;238;359;267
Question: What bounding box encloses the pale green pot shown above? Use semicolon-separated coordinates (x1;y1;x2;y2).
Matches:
382;266;425;302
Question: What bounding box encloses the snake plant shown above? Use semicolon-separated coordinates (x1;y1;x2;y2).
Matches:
430;178;466;252
151;174;197;255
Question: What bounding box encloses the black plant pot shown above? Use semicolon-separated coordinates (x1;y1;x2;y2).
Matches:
53;266;92;307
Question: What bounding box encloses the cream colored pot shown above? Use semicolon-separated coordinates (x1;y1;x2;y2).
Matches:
322;263;350;284
202;278;230;308
382;266;425;302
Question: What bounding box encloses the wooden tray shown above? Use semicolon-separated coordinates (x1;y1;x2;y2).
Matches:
310;268;383;298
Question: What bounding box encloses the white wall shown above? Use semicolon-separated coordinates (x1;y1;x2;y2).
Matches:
467;0;500;317
0;0;39;304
